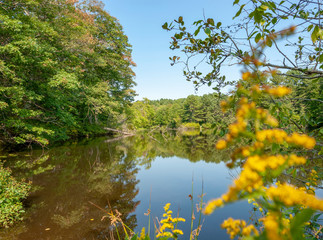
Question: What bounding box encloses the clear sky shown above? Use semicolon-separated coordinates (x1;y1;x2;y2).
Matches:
102;0;241;100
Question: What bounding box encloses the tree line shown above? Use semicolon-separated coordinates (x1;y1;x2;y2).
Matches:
127;73;321;138
126;93;232;130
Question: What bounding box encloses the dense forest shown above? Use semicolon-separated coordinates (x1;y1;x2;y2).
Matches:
0;0;136;147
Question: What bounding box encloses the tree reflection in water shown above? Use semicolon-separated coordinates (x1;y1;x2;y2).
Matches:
0;132;234;240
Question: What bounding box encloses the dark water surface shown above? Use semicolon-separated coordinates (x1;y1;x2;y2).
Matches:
0;133;252;240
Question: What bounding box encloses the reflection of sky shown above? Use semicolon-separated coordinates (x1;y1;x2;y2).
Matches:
134;157;251;240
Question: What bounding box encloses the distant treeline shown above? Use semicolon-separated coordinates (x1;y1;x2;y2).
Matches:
126;73;322;138
126;93;233;130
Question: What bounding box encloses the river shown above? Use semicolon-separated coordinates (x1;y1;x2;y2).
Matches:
0;132;253;240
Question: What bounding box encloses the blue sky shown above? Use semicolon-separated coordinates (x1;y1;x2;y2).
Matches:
102;0;241;100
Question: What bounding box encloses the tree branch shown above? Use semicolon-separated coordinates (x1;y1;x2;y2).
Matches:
263;63;323;75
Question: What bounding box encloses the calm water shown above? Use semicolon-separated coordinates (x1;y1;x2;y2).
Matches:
0;133;253;240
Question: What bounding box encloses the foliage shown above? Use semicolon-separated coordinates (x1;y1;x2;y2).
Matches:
163;0;323;239
128;93;234;131
0;164;30;228
203;30;323;239
163;0;322;92
0;0;136;146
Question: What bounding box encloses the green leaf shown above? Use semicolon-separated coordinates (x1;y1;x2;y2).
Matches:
290;208;315;240
178;16;183;22
233;0;240;5
272;143;280;153
266;38;272;47
194;26;202;36
130;234;138;240
233;4;246;19
175;33;182;39
311;25;320;43
204;28;211;35
269;2;277;11
162;22;168;30
255;33;262;43
254;10;262;23
307;24;313;32
219;129;226;137
207;18;215;26
247;31;257;40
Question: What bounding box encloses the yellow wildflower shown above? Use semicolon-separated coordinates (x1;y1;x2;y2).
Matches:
242;224;259;237
251;84;261;94
242;71;252;81
172;229;183;235
267;86;291;97
263;214;282;240
221;218;258;239
163;203;171;212
288;154;306;166
156;232;173;238
286;133;316;149
157;203;185;239
204;198;223;215
221;218;245;239
266;183;323;210
216;139;227;149
172;217;185;223
220;100;229;112
139;227;146;240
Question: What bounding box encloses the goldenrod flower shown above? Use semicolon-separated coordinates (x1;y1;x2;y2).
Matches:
263;214;282;240
216;139;227;149
221;218;258;239
220;100;229;112
266;183;323;211
172;229;183;235
139;227;146;240
163;203;171;212
172;217;185;223
242;71;252;81
267;86;291;97
204;198;223;215
157;203;185;239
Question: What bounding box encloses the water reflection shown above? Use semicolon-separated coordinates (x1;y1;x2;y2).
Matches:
0;133;249;240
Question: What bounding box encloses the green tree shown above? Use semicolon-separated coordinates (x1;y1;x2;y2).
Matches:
0;0;136;146
182;95;203;123
129;99;156;129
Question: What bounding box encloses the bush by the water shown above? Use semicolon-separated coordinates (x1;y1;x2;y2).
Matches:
180;122;201;130
0;164;31;228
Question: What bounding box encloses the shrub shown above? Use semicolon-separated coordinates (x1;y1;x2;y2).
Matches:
0;164;31;228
